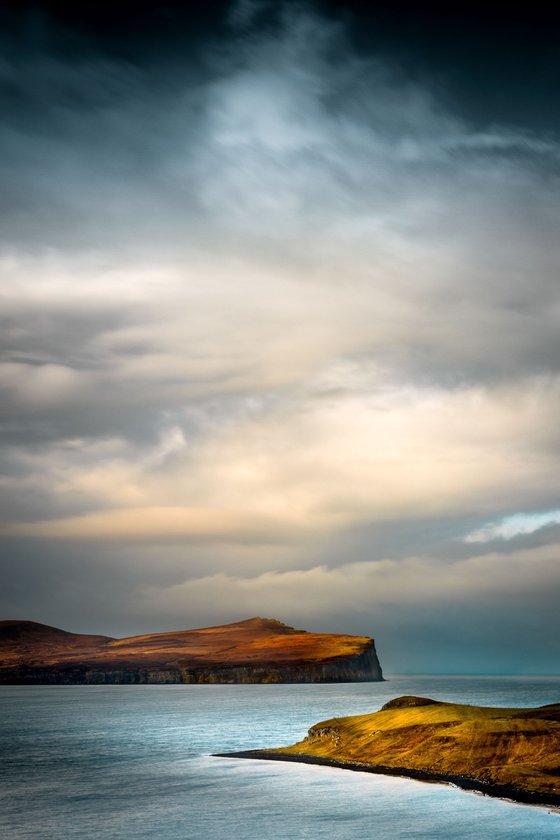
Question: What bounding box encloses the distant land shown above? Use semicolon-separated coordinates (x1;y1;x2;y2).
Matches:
0;617;383;684
221;695;560;808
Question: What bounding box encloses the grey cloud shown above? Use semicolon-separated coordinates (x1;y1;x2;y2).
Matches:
1;8;560;387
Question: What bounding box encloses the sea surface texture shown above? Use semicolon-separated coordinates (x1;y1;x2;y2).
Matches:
1;677;559;839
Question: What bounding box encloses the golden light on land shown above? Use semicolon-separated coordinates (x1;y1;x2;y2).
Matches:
265;696;560;802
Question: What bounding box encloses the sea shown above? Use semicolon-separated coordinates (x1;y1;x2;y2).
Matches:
1;676;559;839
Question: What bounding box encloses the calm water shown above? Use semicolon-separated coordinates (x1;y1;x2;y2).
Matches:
1;676;559;839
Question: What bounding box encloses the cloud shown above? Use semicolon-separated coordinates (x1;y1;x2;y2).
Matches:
141;542;560;616
0;505;306;544
2;377;559;538
1;3;560;671
464;510;560;543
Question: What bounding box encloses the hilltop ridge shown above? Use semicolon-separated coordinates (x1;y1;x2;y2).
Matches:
0;617;383;684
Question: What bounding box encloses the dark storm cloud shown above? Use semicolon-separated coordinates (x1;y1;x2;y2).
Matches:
1;11;560;401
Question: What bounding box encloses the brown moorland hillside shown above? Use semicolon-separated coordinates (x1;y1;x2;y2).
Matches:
0;617;383;684
221;695;560;807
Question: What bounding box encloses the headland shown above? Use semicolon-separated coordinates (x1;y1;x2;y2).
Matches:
218;695;560;808
0;617;383;684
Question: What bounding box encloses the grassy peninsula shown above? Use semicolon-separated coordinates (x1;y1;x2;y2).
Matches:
222;695;560;807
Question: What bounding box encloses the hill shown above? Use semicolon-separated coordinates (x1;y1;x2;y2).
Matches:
0;617;383;684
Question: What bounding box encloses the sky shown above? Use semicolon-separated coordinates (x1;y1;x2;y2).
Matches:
1;0;559;674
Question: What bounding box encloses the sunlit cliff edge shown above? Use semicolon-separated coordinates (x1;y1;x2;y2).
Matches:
0;617;383;684
221;695;560;807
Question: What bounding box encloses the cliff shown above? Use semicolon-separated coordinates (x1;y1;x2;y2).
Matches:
0;617;383;684
221;695;560;807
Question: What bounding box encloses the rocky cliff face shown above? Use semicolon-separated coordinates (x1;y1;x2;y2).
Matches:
0;618;383;684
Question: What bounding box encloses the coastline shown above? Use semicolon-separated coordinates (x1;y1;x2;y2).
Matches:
215;750;560;810
0;619;383;685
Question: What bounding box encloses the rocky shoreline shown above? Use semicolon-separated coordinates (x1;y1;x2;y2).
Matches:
216;749;560;809
216;695;560;810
